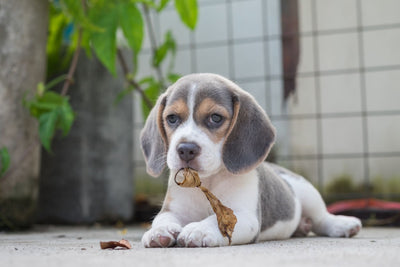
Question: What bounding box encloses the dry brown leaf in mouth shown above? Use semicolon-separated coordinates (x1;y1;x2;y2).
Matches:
100;239;132;250
174;168;238;245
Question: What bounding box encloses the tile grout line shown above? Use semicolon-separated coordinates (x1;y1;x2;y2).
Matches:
356;0;371;191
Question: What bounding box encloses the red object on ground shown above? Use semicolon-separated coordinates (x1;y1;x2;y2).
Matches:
327;198;400;214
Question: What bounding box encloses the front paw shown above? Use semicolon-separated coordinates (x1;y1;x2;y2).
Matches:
142;223;182;248
177;222;227;247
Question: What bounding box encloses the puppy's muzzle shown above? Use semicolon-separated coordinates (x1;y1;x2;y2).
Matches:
177;142;200;162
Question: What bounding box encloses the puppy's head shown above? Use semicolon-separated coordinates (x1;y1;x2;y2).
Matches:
140;73;276;178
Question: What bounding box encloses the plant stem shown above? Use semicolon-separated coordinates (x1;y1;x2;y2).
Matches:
61;28;83;96
117;49;154;109
142;3;166;89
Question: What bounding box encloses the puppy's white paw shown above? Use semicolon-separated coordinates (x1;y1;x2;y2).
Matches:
142;223;182;248
322;215;362;238
177;222;227;247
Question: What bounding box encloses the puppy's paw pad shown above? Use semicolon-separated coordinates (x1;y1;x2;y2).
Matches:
142;224;182;248
177;223;223;247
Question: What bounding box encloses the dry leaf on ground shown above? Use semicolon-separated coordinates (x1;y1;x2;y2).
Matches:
100;239;132;250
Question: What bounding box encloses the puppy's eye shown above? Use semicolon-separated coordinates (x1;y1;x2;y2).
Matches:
210;114;223;123
166;114;180;126
206;114;224;129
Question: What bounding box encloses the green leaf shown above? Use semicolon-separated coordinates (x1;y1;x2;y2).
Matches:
153;31;176;67
0;147;10;177
39;110;59;152
61;0;101;31
46;7;70;77
174;0;198;30
153;44;168;67
25;91;65;118
24;89;75;152
118;2;144;55
90;4;119;75
118;2;144;77
57;100;75;136
157;0;171;12
37;82;46;96
167;73;181;83
141;78;161;118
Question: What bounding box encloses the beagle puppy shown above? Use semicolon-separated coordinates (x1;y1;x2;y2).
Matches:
140;73;361;247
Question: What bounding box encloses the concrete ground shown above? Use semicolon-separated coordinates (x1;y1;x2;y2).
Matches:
1;226;399;267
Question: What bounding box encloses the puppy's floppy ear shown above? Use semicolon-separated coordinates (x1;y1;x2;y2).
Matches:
223;92;276;174
140;93;168;177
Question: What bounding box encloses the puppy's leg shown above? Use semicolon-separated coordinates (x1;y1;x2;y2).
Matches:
292;217;313;237
285;175;362;238
141;211;182;248
177;211;259;247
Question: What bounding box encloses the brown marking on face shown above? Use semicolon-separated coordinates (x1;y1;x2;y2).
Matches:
194;98;232;143
162;98;189;143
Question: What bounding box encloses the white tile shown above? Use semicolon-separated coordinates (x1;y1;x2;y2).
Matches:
362;0;400;26
264;0;281;36
266;39;282;77
366;70;400;112
233;41;265;79
269;79;287;116
298;36;315;74
318;33;360;71
166;48;192;76
363;28;400;68
316;0;358;31
289;118;318;156
287;77;316;115
323;158;365;189
198;0;225;5
195;3;228;44
195;46;230;77
272;119;290;157
237;80;268;113
368;115;400;153
137;52;155;79
232;0;263;39
321;117;364;154
369;157;400;181
298;0;313;33
320;73;362;114
159;8;191;47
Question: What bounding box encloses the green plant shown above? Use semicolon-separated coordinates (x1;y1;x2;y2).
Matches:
325;174;357;195
0;148;10;177
371;176;400;198
0;0;198;179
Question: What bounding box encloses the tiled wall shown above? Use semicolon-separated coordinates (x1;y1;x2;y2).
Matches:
283;0;400;196
133;0;400;199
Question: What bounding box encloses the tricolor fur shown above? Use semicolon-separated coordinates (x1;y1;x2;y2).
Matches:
141;73;361;247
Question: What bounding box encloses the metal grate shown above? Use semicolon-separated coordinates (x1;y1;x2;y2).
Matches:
132;0;400;202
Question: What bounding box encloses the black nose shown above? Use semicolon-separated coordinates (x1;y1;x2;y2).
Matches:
177;142;200;162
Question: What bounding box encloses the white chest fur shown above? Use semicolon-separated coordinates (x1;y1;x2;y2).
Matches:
165;170;259;227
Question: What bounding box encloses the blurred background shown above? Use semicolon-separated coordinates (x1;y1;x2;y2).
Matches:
0;0;399;229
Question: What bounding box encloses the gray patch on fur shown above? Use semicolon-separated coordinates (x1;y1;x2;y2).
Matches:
257;162;296;231
166;83;190;106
